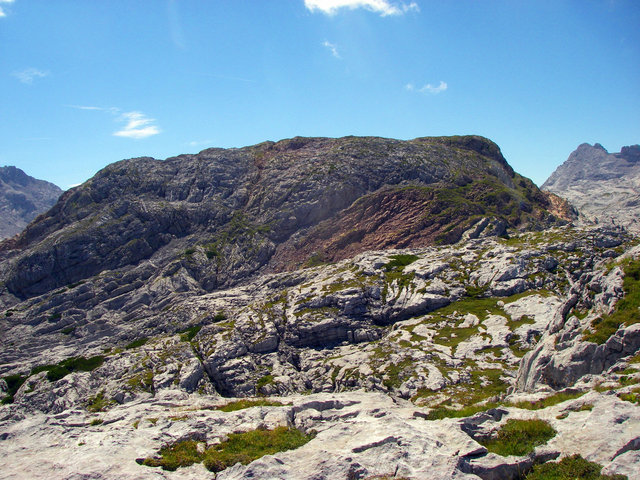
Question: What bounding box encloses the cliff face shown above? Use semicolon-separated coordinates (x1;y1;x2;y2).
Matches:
542;143;640;231
0;135;569;301
0;166;62;240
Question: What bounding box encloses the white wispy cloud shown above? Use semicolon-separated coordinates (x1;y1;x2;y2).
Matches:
0;0;14;18
66;105;121;115
406;81;448;95
187;140;214;148
12;67;49;84
113;111;160;139
322;40;341;58
305;0;419;16
67;105;160;139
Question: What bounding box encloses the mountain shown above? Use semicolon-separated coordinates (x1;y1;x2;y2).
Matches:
542;143;640;231
0;166;62;240
1;136;638;480
0;135;572;302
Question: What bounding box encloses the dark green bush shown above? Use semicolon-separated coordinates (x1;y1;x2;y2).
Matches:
1;374;27;404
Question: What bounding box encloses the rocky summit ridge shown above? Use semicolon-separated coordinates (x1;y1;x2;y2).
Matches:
542;143;640;232
0;166;62;240
0;136;638;480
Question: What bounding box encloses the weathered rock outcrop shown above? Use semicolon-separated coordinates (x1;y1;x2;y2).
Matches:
542;143;640;231
0;166;62;239
0;137;638;480
0;135;570;302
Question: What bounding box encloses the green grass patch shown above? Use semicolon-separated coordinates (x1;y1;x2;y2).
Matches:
125;337;149;350
217;398;284;412
525;454;627;480
618;387;640;405
384;254;419;272
583;259;640;344
139;439;202;471
179;325;201;342
479;419;556;457
90;418;103;426
425;402;499;420
30;355;105;382
255;374;274;391
87;391;114;412
510;390;585;410
1;374;27;404
202;426;314;472
139;427;314;473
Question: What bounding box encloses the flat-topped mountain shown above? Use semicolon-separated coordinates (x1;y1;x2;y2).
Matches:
0;135;572;302
0;166;62;240
542;143;640;231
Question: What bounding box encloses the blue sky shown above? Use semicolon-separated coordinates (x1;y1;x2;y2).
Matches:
1;0;638;189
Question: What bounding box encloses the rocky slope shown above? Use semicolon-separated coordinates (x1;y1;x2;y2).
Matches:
0;135;571;302
1;226;639;479
0;166;62;239
0;136;638;479
542;143;640;231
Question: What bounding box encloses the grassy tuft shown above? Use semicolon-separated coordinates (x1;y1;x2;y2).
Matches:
179;325;201;342
125;337;149;350
525;454;627;480
384;254;419;272
583;259;640;344
1;374;27;404
217;398;284;412
203;426;314;472
479;419;556;457
87;390;114;412
618;387;640;405
139;427;314;473
31;355;105;382
510;391;585;410
140;440;202;471
425;403;499;420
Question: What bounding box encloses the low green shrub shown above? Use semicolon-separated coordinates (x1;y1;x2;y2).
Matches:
31;355;105;382
1;374;27;404
525;454;627;480
479;419;556;457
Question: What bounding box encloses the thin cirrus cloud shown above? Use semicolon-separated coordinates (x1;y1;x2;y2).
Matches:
12;68;49;84
406;81;448;95
322;40;341;58
304;0;419;16
0;0;14;18
113;112;160;139
67;105;161;139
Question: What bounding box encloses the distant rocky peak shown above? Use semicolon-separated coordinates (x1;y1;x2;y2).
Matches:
618;144;640;162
